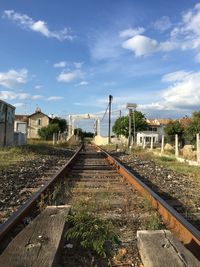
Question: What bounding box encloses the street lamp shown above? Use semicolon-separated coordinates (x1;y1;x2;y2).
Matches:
126;103;137;147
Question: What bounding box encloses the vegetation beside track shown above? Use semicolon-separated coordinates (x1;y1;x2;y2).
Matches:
0;140;78;169
103;144;200;183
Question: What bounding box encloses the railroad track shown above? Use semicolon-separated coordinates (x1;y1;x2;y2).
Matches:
0;142;200;266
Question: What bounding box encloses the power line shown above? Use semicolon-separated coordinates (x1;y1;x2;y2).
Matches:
101;103;109;122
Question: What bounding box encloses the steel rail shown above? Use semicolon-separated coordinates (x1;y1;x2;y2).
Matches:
94;144;200;258
0;144;83;244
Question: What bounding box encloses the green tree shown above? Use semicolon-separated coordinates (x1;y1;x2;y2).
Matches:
51;117;67;132
184;111;200;144
164;120;184;144
38;123;60;140
112;111;148;138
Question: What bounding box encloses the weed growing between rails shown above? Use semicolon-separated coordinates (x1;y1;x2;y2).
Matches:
65;211;120;258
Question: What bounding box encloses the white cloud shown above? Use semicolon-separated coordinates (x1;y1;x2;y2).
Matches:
161;70;192;82
121;4;200;59
0;90;43;101
122;35;159;56
75;81;88;86
119;27;145;38
46;96;64;101
0;69;28;88
140;70;200;112
31;95;43;100
3;10;74;41
53;61;67;68
13;102;25;108
153;16;172;32
35;85;43;89
161;71;200;107
57;70;82;83
182;3;200;36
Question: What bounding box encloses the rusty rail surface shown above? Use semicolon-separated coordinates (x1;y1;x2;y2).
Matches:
94;144;200;258
0;144;83;244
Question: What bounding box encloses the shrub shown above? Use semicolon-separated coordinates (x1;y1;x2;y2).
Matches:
38;123;60;140
65;212;120;257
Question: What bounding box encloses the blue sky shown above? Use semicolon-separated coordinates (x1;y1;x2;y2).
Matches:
1;0;200;131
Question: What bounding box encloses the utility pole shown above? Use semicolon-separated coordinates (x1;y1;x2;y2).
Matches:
108;95;113;144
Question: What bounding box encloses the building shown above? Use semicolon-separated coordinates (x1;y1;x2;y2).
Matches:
14;115;28;134
137;118;171;146
0;100;15;146
27;107;52;139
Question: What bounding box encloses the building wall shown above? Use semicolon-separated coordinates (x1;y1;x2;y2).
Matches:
0;101;15;146
28;113;50;139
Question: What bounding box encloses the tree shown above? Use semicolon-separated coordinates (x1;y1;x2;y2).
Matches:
184;111;200;144
38;124;60;140
112;111;148;138
164;120;184;144
51;117;67;132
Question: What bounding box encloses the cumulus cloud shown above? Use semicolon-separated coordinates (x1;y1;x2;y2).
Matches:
122;35;159;56
122;3;200;59
119;27;145;38
161;71;200;107
3;10;74;41
140;70;200;113
53;61;67;68
57;70;82;83
0;69;28;88
153;16;172;32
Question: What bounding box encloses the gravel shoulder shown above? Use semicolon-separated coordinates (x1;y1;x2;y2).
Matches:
105;148;200;230
0;144;77;223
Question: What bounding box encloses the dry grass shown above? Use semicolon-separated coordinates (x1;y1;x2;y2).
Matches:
0;146;36;168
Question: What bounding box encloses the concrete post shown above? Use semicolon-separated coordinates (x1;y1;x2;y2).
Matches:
175;134;179;157
161;135;164;154
196;133;200;163
128;109;132;147
143;137;146;149
97;118;100;136
150;136;153;150
53;133;56;145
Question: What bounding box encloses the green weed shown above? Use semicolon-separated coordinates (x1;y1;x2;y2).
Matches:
65;212;120;258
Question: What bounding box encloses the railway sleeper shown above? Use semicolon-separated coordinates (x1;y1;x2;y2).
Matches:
0;205;70;267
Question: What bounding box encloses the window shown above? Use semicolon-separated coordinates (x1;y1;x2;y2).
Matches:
37;118;41;126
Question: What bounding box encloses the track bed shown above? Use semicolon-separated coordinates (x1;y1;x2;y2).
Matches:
60;145;163;267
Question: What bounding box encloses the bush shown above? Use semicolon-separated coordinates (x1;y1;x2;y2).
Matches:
65;212;120;257
38;123;60;140
51;117;67;132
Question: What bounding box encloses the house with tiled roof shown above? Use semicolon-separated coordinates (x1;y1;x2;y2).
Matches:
14;107;52;139
27;107;52;139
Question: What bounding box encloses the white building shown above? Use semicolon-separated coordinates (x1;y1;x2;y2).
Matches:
137;119;170;146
